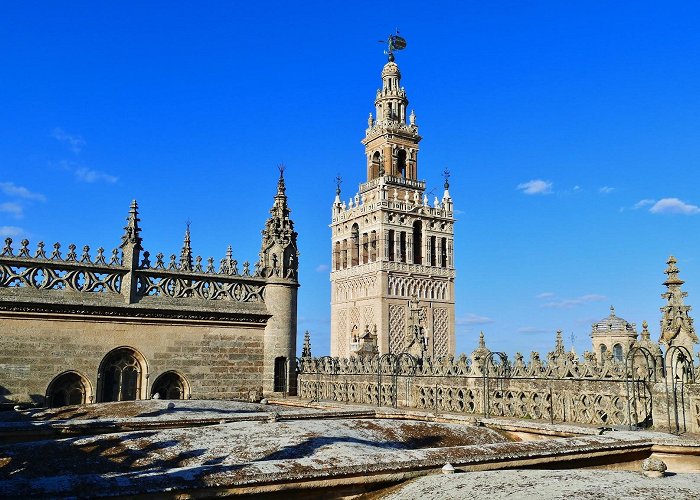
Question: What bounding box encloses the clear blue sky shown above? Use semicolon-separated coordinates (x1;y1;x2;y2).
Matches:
2;2;699;357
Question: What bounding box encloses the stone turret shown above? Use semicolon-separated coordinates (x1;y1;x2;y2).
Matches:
260;167;299;395
659;256;697;356
259;167;299;280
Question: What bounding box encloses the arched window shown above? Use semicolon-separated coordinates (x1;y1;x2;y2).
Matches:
334;241;341;270
440;237;447;268
369;230;377;262
98;347;145;403
388;229;395;261
399;231;407;263
151;371;189;400
361;232;369;264
412;220;423;264
46;371;89;408
600;344;608;359
341;239;348;269
613;343;623;362
430;236;437;266
351;224;360;266
274;357;287;393
397;149;407;177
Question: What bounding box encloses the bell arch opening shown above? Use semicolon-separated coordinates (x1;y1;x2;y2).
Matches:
98;347;147;403
397;149;407;178
370;151;381;179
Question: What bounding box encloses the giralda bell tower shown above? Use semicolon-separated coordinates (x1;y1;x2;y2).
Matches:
330;36;456;358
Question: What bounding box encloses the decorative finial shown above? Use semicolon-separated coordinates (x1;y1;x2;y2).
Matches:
335;175;342;196
378;30;406;62
275;164;287;200
610;305;615;316
478;331;486;349
443;169;451;190
555;330;565;354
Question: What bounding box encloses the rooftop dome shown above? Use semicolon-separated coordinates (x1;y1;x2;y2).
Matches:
381;61;401;79
592;306;636;335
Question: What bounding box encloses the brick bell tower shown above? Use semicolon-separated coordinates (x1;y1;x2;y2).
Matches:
330;36;456;359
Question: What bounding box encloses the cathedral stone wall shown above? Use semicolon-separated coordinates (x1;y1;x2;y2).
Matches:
0;317;263;403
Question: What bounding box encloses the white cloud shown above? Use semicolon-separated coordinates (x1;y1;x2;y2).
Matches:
74;167;118;184
517;179;553;195
649;198;700;215
315;264;330;273
0;202;23;218
457;313;495;326
598;186;615;194
573;185;581;192
536;292;555;299
541;294;606;309
634;199;655;209
517;326;549;334
0;182;46;201
0;226;24;237
52;127;85;153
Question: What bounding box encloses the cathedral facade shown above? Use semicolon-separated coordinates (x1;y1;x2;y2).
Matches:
0;173;298;406
330;52;456;358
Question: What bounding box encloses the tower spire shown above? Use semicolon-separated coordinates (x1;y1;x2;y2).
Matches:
659;256;697;353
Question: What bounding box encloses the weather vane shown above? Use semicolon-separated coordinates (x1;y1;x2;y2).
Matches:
335;175;342;195
378;29;407;61
443;169;451;189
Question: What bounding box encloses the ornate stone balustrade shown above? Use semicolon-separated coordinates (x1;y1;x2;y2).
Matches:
1;238;124;294
296;349;691;428
0;232;268;311
298;351;631;380
136;268;265;302
331;260;455;280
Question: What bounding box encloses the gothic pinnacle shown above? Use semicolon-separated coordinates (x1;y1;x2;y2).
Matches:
179;222;193;271
120;199;142;248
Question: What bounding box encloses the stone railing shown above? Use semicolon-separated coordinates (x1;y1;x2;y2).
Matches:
1;239;125;294
0;237;266;305
297;351;699;431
